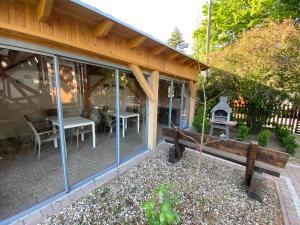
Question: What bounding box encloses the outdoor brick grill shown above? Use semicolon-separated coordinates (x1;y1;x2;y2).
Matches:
210;97;236;138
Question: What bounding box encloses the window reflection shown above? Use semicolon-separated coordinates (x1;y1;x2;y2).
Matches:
0;49;64;220
119;70;147;160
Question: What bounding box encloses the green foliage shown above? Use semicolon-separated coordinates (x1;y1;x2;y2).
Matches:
204;21;299;131
141;183;180;225
192;105;209;133
275;126;298;155
167;27;188;51
193;0;300;59
257;129;271;147
237;125;249;141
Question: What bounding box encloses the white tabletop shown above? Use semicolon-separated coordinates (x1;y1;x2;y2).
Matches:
108;111;139;118
49;116;95;129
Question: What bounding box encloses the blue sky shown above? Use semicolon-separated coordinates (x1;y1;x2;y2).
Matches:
81;0;206;54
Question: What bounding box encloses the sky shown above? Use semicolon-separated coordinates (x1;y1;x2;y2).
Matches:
81;0;206;55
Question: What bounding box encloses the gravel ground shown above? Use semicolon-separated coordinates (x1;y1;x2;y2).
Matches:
40;144;283;225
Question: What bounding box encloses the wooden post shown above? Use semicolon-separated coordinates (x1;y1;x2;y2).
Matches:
174;130;185;160
148;71;159;150
245;141;259;186
189;81;197;127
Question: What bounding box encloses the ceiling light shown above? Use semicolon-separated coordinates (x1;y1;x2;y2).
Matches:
1;61;8;68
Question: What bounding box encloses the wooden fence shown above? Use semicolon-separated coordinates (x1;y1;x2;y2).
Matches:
229;102;300;133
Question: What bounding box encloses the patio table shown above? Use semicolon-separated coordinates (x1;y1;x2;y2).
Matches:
49;116;96;148
108;111;139;138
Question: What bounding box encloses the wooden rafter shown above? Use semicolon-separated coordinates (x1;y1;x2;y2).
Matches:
178;57;189;64
128;36;147;49
36;0;54;22
95;20;114;38
150;46;166;55
186;60;196;67
128;64;154;102
165;52;179;60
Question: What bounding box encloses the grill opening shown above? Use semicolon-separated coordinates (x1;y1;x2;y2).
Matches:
214;110;228;121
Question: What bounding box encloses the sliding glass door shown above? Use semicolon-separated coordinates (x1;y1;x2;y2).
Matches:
0;46;150;222
0;49;65;220
56;58;118;187
118;70;147;161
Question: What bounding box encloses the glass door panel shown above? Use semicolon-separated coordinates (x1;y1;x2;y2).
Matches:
57;59;117;186
181;83;190;129
0;49;64;221
118;70;147;161
171;81;182;127
157;79;172;143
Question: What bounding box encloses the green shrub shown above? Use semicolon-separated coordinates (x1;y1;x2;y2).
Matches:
192;106;209;133
237;125;249;141
286;144;297;155
257;129;271;147
275;126;299;156
142;183;180;225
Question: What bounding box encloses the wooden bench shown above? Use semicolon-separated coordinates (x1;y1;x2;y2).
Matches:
162;128;289;201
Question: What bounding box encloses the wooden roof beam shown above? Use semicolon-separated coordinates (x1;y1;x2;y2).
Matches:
129;64;154;102
150;46;166;55
36;0;54;22
165;52;180;60
95;20;114;38
178;57;189;64
128;36;147;49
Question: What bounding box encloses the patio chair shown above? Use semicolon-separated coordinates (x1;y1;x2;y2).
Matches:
101;112;117;134
24;114;55;133
26;121;59;160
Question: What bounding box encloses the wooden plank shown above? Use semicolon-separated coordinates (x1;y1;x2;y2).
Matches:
0;10;203;80
36;0;53;22
165;138;281;177
245;141;258;186
128;64;154;102
95;20;114;38
162;128;289;168
127;36;147;49
0;0;9;24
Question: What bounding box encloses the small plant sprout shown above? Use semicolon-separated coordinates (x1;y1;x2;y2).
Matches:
142;183;180;225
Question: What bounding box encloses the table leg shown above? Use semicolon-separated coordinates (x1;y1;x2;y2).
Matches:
81;132;84;141
122;117;125;138
54;138;58;148
53;127;58;148
92;123;96;148
137;114;139;133
125;118;128;130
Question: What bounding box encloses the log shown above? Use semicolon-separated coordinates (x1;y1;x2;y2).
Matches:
248;170;263;202
162;128;289;168
245;142;258;186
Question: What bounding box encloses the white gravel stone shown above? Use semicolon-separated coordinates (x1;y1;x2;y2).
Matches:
39;144;282;225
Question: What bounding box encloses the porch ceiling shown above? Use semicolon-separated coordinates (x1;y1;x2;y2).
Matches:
23;0;208;71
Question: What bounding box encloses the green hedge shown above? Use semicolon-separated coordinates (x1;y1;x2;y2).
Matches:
257;129;271;147
275;126;298;156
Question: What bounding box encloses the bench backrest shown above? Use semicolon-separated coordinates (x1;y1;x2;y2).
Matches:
162;128;289;169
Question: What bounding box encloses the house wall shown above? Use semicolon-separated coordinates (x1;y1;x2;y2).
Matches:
0;0;198;81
